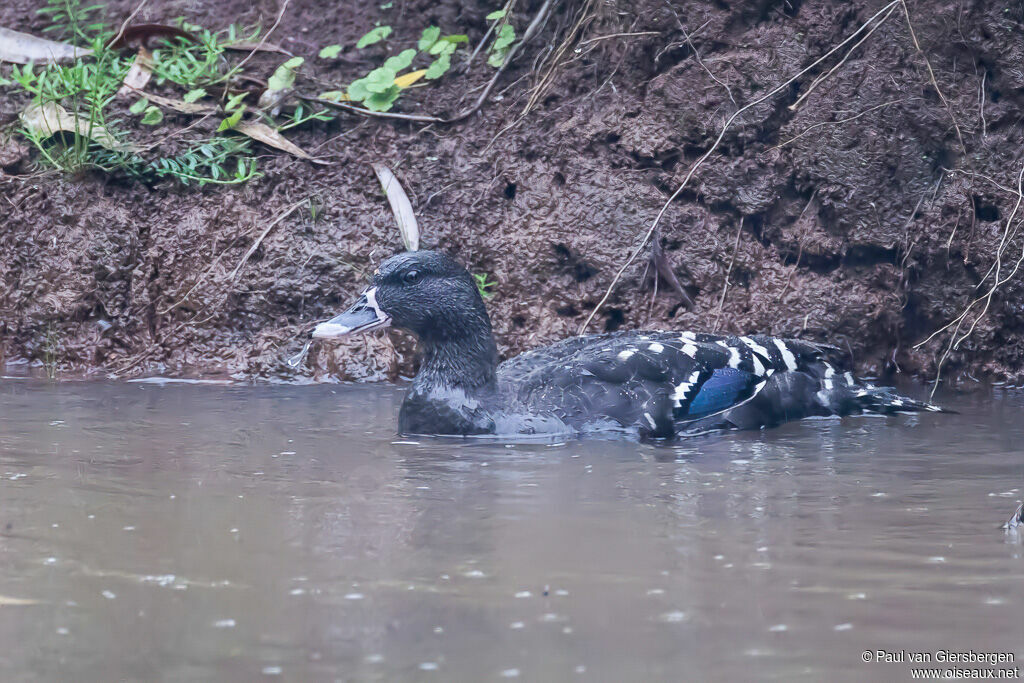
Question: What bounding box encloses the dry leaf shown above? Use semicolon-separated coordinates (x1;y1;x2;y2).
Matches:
117;47;153;97
141;91;217;114
20;102;136;151
224;41;292;56
373;164;419;251
234;120;313;160
394;69;427;88
0;26;93;64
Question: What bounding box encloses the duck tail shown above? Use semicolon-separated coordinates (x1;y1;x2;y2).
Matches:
851;385;952;415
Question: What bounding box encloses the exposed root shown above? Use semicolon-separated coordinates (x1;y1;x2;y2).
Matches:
713;217;743;332
917;164;1024;397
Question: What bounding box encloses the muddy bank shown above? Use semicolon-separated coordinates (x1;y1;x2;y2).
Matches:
2;0;1024;384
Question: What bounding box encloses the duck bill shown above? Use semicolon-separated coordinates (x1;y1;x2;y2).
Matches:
311;287;391;339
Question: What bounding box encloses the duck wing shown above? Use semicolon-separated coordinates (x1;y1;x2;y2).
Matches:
499;331;942;436
498;331;786;436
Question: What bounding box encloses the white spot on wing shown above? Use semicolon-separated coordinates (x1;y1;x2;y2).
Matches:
644;412;656;428
647;342;664;353
617;349;636;361
844;371;854;385
680;331;696;341
822;363;835;391
681;343;698;358
715;341;742;368
671;370;702;406
773;339;798;371
740;336;771;375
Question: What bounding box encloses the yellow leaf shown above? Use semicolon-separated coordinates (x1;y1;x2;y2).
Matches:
318;90;349;102
394;69;427;89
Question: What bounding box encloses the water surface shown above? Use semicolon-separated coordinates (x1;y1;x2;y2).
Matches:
1;378;1022;681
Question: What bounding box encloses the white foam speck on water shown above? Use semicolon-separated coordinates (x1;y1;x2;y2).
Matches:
140;574;176;587
847;592;867;600
769;624;787;632
344;592;364;600
365;654;384;663
510;621;525;629
834;623;853;631
501;669;521;678
56;627;69;635
659;610;687;623
646;588;665;595
514;591;531;598
575;666;586;674
213;619;236;628
44;557;56;565
290;588;305;596
927;556;946;563
122;526;135;531
261;666;282;676
984;597;1006;605
101;590;116;599
419;662;438;671
554;589;568;596
463;570;486;578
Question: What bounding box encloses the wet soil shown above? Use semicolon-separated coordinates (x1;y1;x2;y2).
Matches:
2;0;1024;384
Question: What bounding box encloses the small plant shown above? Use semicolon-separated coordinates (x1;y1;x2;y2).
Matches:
486;10;516;67
37;0;105;43
344;24;466;111
474;273;497;300
42;323;60;380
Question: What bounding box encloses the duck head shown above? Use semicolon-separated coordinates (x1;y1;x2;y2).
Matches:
312;250;493;347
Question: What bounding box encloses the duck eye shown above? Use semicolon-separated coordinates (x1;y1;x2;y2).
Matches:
402;270;421;284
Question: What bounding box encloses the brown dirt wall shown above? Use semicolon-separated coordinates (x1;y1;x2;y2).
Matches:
2;0;1024;386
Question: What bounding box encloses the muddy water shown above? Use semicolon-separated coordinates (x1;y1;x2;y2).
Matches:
0;378;1022;682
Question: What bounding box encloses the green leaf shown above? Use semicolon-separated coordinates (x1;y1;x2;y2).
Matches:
129;97;149;115
444;34;469;43
225;92;247;111
183;88;207;103
363;65;397;93
487;50;506;67
380;1;393;7
429;39;457;56
486;9;506;20
493;24;515;51
318;44;342;59
383;49;416;72
347;77;371;102
141;105;163;125
267;56;304;91
217;105;245;131
363;85;400;112
356;25;392;49
418;26;440;51
425;53;451;80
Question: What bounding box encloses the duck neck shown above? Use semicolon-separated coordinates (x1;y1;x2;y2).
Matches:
414;320;499;396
